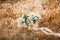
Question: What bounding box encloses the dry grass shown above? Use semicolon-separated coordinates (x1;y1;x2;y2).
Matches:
0;0;60;40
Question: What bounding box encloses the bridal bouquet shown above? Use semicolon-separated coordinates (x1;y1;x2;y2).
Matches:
16;12;42;28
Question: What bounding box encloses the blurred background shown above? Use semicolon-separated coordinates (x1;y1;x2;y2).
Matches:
0;0;60;40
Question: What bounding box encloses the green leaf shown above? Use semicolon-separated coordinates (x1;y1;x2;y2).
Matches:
23;13;29;26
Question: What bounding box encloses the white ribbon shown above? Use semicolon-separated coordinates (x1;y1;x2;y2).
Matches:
32;27;60;37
